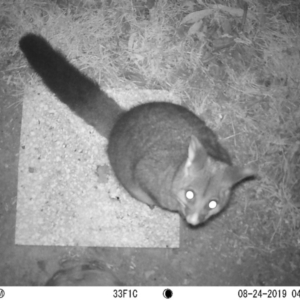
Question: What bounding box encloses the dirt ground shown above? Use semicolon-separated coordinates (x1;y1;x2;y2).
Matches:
0;74;300;286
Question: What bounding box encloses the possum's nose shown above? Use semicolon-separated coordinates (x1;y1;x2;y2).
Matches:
186;213;206;226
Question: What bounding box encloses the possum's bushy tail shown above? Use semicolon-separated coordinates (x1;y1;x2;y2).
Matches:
19;33;123;138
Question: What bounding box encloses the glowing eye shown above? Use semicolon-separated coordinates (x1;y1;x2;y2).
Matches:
185;190;195;200
208;200;218;209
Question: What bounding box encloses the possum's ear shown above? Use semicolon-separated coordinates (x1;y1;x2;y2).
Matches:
222;166;255;188
184;135;207;177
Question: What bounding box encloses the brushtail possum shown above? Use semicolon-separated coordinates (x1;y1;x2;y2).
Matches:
19;33;254;226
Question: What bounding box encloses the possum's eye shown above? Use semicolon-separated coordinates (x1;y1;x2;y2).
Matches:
185;190;195;201
208;199;218;210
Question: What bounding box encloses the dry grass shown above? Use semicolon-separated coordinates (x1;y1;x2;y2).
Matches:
1;0;299;251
